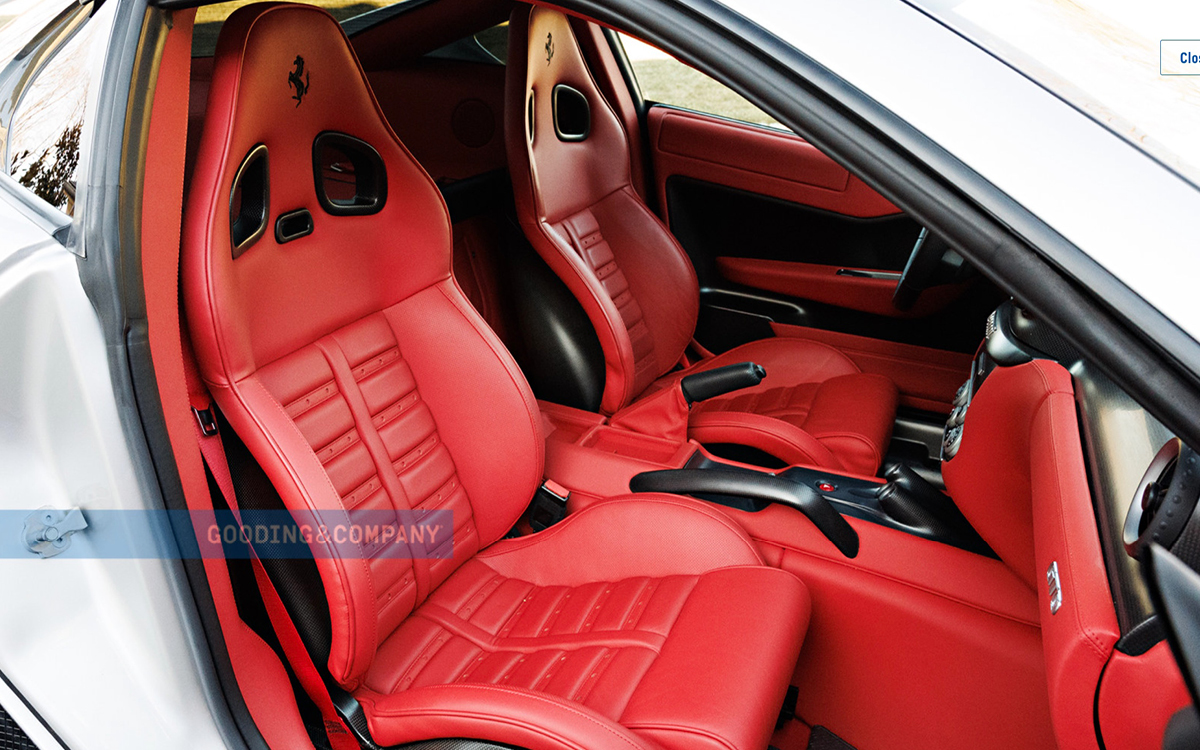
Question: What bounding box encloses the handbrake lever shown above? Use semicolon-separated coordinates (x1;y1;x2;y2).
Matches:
679;362;765;405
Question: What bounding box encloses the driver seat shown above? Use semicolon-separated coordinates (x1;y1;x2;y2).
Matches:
182;5;810;749
506;7;898;475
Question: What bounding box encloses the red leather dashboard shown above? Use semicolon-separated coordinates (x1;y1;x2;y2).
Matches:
944;361;1189;750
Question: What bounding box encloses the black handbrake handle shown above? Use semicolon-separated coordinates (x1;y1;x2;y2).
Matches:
629;469;859;558
679;362;766;405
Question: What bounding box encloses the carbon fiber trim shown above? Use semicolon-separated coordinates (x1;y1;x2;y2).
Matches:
0;704;37;750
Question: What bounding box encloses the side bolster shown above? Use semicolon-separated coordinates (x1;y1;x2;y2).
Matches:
357;684;661;750
216;375;378;688
534;213;638;414
590;188;700;389
475;494;764;585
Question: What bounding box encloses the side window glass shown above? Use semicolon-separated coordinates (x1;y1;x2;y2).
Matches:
473;22;508;63
425;22;508;65
6;15;101;216
617;33;781;129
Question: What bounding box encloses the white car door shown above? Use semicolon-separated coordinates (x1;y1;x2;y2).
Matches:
0;1;230;747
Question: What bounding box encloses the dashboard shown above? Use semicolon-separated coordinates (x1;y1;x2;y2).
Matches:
945;300;1189;642
937;300;1196;749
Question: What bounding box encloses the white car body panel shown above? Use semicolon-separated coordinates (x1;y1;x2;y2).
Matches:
0;1;229;746
728;0;1200;344
0;193;228;750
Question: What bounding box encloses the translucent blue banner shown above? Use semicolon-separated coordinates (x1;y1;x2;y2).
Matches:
5;508;454;560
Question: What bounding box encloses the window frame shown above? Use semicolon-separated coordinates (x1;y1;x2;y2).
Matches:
609;28;784;132
0;0;92;242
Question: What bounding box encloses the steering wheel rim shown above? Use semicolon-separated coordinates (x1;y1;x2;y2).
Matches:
892;228;949;311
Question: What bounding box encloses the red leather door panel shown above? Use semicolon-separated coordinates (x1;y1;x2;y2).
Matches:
647;107;899;220
644;106;976;328
717;257;968;318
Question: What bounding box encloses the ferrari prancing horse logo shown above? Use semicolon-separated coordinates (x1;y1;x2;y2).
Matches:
545;32;554;64
288;55;310;106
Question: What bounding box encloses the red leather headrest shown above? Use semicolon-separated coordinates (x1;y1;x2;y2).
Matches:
184;3;451;390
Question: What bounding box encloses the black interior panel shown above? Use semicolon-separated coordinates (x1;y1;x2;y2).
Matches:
695;286;997;354
499;216;606;411
661;176;1000;354
666;176;923;286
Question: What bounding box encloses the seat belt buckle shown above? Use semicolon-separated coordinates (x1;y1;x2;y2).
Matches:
529;480;569;532
193;405;219;437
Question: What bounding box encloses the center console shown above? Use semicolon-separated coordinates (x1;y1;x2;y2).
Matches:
541;397;991;558
540;301;1080;559
537;303;1078;749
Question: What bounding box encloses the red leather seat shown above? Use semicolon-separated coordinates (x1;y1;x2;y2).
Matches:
182;5;810;749
505;8;898;476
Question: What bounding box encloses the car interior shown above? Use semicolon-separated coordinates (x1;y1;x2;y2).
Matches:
126;0;1200;748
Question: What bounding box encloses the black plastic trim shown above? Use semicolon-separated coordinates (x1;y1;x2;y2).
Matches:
229;144;269;255
273;208;313;244
630;468;859;557
1142;545;1200;716
312;131;387;216
552;83;591;142
0;668;71;750
1115;614;1166;656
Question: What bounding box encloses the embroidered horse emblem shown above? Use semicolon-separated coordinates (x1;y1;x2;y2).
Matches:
544;32;555;64
287;55;310;106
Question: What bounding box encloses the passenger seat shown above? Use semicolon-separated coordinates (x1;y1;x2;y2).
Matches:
505;7;898;475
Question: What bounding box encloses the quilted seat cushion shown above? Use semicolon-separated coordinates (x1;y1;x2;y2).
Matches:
356;496;812;750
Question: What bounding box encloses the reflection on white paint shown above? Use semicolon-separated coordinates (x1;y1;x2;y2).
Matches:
917;0;1200;184
0;0;71;70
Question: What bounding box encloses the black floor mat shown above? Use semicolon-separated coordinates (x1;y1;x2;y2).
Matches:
807;726;856;750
